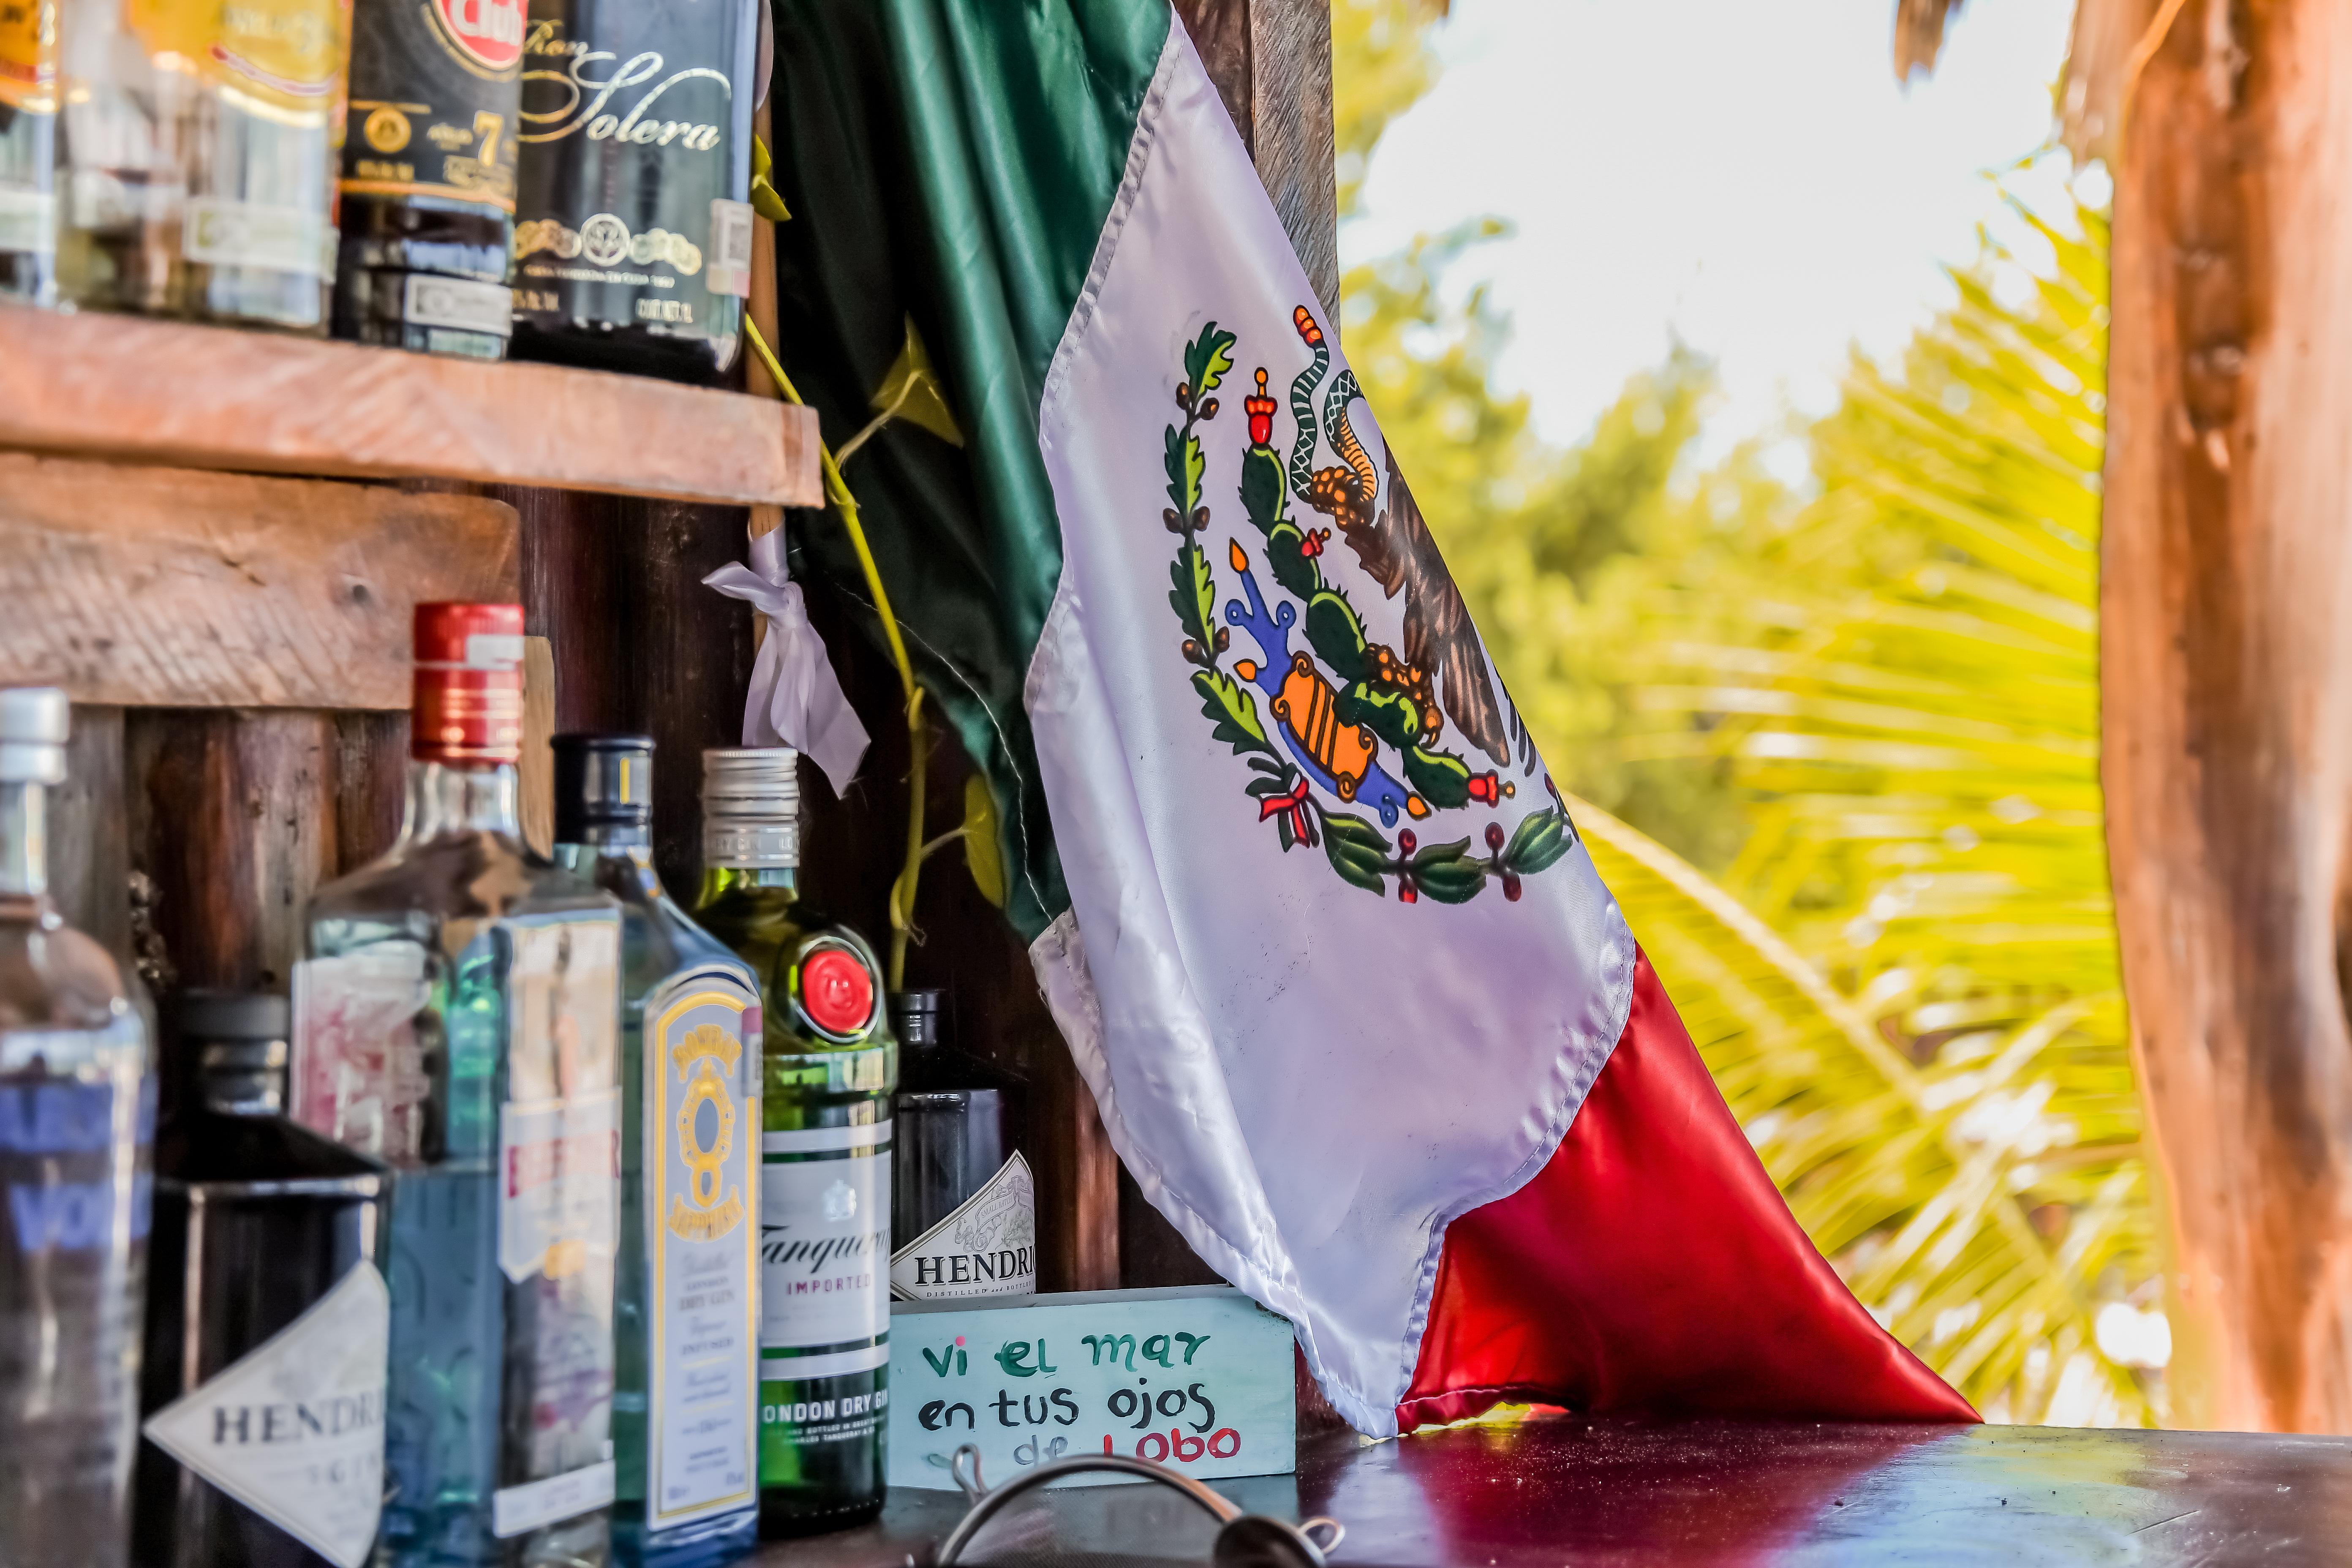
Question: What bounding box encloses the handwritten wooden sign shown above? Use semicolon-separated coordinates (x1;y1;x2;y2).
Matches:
887;1285;1296;1490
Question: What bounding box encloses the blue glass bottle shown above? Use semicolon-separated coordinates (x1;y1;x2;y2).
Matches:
294;605;622;1568
551;735;761;1568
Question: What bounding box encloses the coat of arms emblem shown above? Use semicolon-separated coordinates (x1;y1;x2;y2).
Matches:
1161;309;1575;904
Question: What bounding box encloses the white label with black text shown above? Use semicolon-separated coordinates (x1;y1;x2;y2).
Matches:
890;1151;1036;1301
403;272;515;336
760;1123;890;1350
704;198;754;297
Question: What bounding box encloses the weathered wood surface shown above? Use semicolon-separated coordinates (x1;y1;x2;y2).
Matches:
771;1417;2352;1567
2074;0;2352;1430
127;710;337;996
0;308;820;507
50;706;129;963
0;455;519;709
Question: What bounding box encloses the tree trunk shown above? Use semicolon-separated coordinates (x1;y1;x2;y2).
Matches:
2083;0;2352;1430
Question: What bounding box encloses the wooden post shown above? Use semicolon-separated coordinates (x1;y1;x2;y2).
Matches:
2074;0;2352;1430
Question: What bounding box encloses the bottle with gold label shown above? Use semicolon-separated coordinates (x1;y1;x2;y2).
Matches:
54;0;350;329
0;0;56;302
332;0;524;359
507;0;758;384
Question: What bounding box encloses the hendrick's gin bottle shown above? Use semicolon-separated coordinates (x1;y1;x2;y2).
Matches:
889;990;1035;1303
333;0;527;359
508;0;758;384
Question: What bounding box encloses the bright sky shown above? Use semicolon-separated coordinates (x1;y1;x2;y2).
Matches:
1345;0;2082;454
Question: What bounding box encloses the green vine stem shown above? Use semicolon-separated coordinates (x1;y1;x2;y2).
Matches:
743;316;929;991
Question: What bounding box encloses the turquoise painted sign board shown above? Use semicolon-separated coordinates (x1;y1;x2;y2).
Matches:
887;1285;1297;1490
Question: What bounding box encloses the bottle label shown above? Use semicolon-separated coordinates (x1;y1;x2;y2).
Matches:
291;945;433;1162
403;271;514;335
511;1;750;345
123;0;345;114
890;1150;1037;1301
493;1458;616;1538
759;1122;889;1350
181;197;332;277
341;0;521;211
0;188;54;256
643;972;760;1530
139;1261;389;1568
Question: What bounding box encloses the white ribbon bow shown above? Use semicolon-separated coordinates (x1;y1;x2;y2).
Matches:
702;528;870;796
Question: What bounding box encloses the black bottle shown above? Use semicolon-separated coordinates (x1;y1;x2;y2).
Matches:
333;0;525;359
888;990;1034;1302
133;993;392;1568
507;0;758;384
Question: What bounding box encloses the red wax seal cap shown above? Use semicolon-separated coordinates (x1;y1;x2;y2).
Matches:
801;947;875;1038
412;602;527;764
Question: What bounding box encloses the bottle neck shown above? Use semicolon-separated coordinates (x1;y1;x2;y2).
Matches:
0;780;49;901
697;863;798;902
553;832;661;895
398;759;523;844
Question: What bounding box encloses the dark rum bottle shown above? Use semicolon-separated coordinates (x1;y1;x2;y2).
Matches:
889;990;1035;1302
294;604;623;1568
135;991;392;1568
690;749;891;1537
507;0;758;384
333;0;527;359
550;735;761;1568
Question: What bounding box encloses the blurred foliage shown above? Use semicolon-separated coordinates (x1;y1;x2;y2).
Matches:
1337;1;2159;1425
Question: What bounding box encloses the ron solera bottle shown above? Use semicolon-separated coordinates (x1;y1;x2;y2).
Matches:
690;748;891;1536
507;0;757;383
550;735;761;1568
889;989;1034;1303
333;0;527;359
135;991;392;1568
0;689;153;1568
293;604;624;1568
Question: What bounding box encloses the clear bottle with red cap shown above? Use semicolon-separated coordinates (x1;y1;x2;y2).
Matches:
292;603;626;1568
689;747;893;1536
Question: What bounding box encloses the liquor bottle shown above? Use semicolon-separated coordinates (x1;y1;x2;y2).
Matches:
888;990;1035;1302
293;604;624;1568
0;688;153;1568
690;748;891;1536
332;0;525;359
548;735;760;1568
135;991;392;1568
507;0;758;384
0;0;55;302
54;0;348;329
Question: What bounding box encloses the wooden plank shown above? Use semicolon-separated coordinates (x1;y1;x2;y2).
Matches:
50;705;128;963
1247;0;1337;318
0;454;519;709
0;307;821;508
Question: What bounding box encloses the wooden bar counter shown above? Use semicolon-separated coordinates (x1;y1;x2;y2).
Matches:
767;1415;2351;1565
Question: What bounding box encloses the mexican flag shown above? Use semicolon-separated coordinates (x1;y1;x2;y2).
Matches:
767;0;1974;1435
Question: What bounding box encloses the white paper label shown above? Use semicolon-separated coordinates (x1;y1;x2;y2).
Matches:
140;1263;390;1568
492;1458;617;1539
0;186;54;256
704;198;754;297
500;1086;621;1282
759;1123;890;1351
403;272;514;336
182;197;329;276
890;1152;1037;1302
292;946;433;1162
646;975;760;1528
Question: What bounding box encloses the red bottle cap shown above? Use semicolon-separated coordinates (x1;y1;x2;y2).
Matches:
411;602;527;765
801;946;876;1038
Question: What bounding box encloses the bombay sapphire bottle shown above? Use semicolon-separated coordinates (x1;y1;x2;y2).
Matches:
0;688;153;1568
690;749;891;1536
136;991;392;1568
293;604;624;1568
550;735;760;1568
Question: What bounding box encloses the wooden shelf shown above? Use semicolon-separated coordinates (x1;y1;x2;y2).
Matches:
0;307;820;509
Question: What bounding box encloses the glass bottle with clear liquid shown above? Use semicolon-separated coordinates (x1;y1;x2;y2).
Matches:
690;748;893;1537
293;604;623;1568
0;687;153;1568
549;735;760;1568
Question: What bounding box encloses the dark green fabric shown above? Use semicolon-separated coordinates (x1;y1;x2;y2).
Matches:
766;0;1166;943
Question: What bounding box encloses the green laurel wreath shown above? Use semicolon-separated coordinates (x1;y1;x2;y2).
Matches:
1162;323;1574;904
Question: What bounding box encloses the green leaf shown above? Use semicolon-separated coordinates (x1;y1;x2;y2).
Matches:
1164;425;1205;517
1192;668;1271;756
1409;838;1487;904
1185;323;1238;399
1502;808;1573;876
960;775;1005;909
1319;810;1391;893
1169;544;1217;663
867;316;963;447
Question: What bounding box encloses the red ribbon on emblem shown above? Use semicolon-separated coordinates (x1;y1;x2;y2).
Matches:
1260;775;1313;842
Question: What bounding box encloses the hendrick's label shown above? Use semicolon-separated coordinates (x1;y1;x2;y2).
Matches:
509;0;756;383
341;0;525;214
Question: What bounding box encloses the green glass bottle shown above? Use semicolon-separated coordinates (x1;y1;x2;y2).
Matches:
691;748;893;1537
